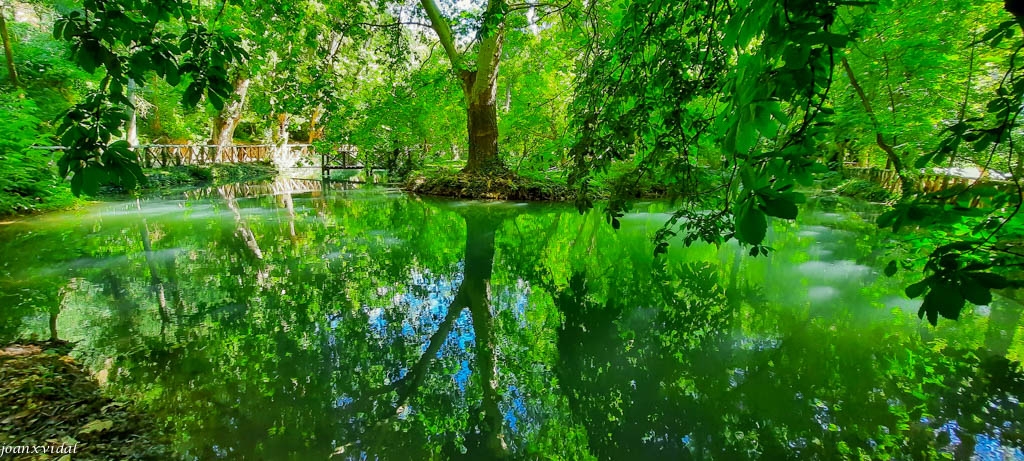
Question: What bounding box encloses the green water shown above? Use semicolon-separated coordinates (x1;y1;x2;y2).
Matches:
1;181;1022;460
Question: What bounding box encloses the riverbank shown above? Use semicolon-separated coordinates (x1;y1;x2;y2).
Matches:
0;342;174;460
0;162;279;219
111;161;279;196
405;169;576;201
817;171;899;203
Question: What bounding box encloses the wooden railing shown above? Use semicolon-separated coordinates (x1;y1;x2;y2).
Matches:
321;149;362;177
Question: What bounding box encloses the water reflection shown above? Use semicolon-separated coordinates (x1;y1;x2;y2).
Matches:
0;184;1022;460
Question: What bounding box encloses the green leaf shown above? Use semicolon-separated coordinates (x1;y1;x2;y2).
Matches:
734;120;758;153
81;166;106;196
905;279;928;299
960;276;992;306
970;272;1009;289
884;260;897;277
208;92;225;111
914;152;936;169
69;170;84;196
735;204;767;245
183;83;203;107
761;195;798;220
877;209;900;229
166;64;181;86
929;278;965;321
752;106;779;138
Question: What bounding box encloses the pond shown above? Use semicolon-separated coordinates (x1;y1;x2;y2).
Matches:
1;179;1022;460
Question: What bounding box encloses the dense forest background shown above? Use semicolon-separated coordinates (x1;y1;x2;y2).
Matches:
1;0;1022;323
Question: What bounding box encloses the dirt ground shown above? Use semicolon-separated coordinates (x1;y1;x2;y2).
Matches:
0;342;174;460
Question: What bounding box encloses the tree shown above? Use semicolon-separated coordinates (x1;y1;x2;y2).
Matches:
52;0;249;194
571;0;851;247
417;0;509;173
839;56;912;195
0;1;18;87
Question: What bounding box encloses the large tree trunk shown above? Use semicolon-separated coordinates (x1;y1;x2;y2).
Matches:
421;0;507;175
461;213;508;456
464;72;501;172
1;9;18;88
211;76;250;161
465;100;500;171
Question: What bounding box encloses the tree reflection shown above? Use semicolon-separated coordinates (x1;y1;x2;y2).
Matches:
335;209;511;459
1;192;1022;460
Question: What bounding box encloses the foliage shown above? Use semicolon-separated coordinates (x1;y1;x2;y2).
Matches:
835;178;898;202
52;0;249;195
874;11;1024;324
0;92;76;216
139;162;275;192
568;0;1024;324
570;0;848;251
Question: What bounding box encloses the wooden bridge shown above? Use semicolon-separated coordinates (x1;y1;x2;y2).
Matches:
321;148;363;178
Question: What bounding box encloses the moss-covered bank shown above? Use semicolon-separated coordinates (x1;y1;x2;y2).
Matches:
405;169;576;201
0;342;174;460
403;164;713;202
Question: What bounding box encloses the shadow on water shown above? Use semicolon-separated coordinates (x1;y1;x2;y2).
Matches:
0;185;1023;460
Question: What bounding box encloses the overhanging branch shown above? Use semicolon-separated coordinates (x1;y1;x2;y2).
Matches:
418;0;464;71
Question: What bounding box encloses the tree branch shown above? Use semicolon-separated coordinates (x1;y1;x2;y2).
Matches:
510;0;574;23
508;1;565;11
470;0;507;100
840;56;914;197
418;0;463;71
351;21;434;29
